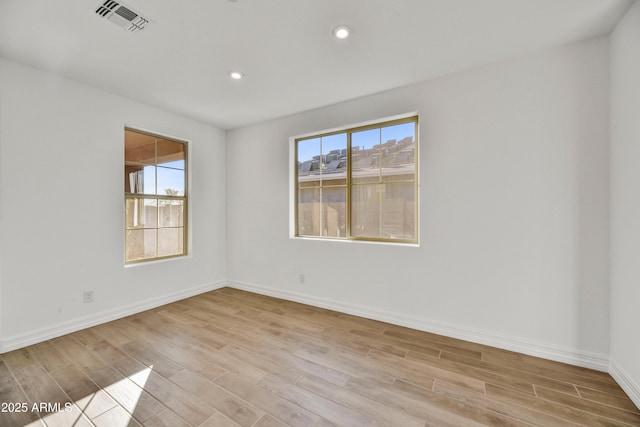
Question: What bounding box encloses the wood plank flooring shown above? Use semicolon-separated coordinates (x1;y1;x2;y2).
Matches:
1;287;638;426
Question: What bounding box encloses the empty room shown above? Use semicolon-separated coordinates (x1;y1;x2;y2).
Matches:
1;0;639;426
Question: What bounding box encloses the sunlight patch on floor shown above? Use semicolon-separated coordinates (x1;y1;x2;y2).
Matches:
40;366;154;426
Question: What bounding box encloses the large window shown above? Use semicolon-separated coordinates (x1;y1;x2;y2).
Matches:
295;116;418;243
125;129;187;263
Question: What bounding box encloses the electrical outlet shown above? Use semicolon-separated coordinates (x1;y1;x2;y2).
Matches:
299;274;306;285
83;291;94;303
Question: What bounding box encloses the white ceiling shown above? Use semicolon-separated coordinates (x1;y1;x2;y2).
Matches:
0;0;634;130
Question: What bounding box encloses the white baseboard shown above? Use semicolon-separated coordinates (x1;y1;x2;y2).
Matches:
0;280;226;354
610;359;640;410
227;280;610;372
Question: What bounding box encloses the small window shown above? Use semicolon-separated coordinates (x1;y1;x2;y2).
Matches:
125;128;187;263
295;116;418;243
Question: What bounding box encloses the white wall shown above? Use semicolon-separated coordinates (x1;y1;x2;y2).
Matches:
226;37;611;368
0;58;227;351
610;0;640;407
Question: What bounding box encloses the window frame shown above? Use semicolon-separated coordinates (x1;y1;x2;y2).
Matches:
124;127;189;264
293;115;419;244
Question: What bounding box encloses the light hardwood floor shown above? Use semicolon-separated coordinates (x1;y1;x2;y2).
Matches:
1;288;638;426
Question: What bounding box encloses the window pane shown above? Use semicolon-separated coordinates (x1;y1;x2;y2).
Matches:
125;198;158;229
125;165;156;194
298;187;320;236
125;229;156;261
381;122;416;182
125;130;155;164
351;182;415;240
157;167;185;196
158;228;184;257
352;128;381;184
157;139;185;169
297;138;321;181
381;182;416;240
322;133;347;183
322;186;346;237
158;199;184;227
351;184;382;238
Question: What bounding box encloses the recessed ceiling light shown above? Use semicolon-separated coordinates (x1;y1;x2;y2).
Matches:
332;25;351;39
229;71;244;80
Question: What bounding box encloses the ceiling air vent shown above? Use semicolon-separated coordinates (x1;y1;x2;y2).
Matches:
95;0;149;32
